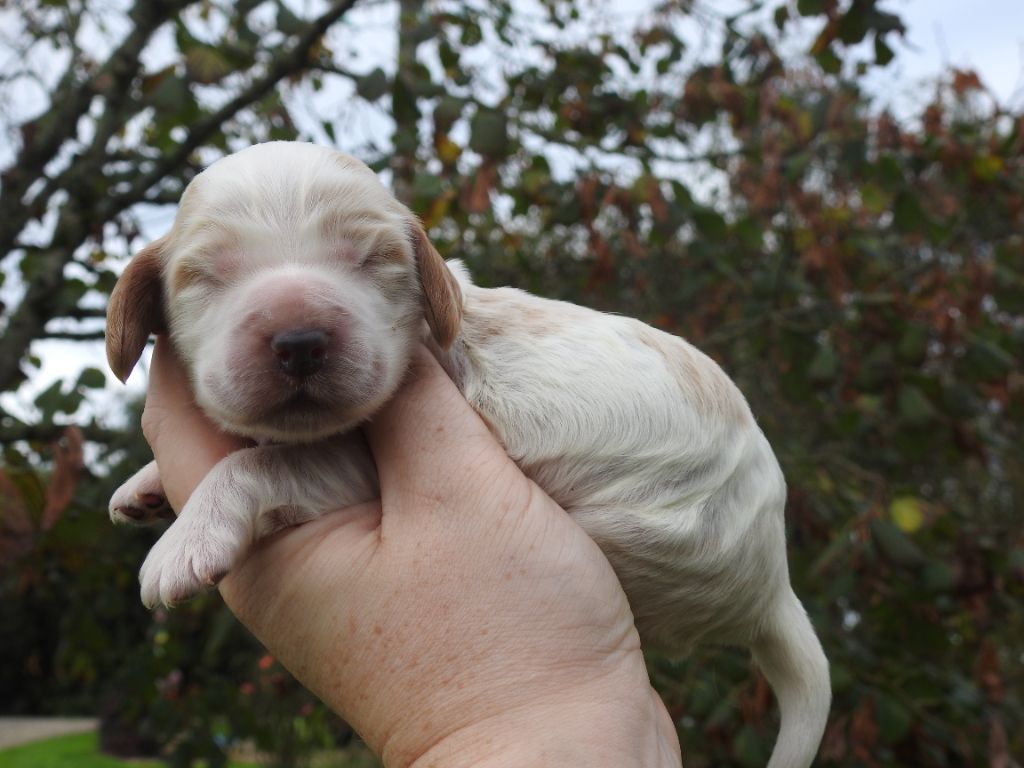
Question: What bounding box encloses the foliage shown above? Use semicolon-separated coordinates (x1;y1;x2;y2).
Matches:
1;0;1021;766
1;437;357;766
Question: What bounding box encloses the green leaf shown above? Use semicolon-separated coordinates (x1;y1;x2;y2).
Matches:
459;19;482;47
796;0;826;15
870;519;927;567
892;191;927;233
876;693;913;743
817;48;842;75
469;109;508;157
922;560;957;592
860;182;888;214
356;67;389;102
808;343;838;383
962;337;1014;381
34;380;66;421
392;73;420;127
733;725;768;768
184;45;234;85
897;324;928;364
276;3;306;36
837;9;869;44
148;73;191;114
438;39;459;71
874;35;895;66
889;496;923;533
412;172;444;201
76;368;107;390
898;385;936;427
692;209;727;239
433;95;464;132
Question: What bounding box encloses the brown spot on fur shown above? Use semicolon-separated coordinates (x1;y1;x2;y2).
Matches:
464;291;566;342
169;260;207;296
636;326;750;424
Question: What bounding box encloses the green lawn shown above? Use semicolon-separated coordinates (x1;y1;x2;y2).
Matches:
0;731;252;768
0;731;382;768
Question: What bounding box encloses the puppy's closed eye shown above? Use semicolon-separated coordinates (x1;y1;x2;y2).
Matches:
170;260;220;295
169;244;244;295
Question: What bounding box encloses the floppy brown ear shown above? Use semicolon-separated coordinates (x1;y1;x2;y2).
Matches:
106;238;167;383
412;223;462;349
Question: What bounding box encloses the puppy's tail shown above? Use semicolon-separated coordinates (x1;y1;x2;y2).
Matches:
752;588;831;768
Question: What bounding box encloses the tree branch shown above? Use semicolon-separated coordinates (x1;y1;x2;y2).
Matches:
0;419;127;446
42;330;107;342
0;0;200;265
116;0;361;207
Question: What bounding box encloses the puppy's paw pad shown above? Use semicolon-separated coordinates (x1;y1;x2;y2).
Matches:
111;503;158;525
110;470;171;525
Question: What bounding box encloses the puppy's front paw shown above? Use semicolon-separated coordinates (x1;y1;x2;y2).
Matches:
110;462;173;525
138;507;250;609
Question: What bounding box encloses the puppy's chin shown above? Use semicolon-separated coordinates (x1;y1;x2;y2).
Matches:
220;403;365;443
196;363;396;444
200;389;384;443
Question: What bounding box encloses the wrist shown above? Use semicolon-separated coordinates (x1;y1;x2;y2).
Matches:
388;677;680;768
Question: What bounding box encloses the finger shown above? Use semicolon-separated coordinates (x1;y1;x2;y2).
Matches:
364;347;513;504
143;337;246;511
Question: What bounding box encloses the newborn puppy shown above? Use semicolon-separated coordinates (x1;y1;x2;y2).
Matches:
107;142;829;768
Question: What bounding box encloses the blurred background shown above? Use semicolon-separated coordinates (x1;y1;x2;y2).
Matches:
0;0;1021;766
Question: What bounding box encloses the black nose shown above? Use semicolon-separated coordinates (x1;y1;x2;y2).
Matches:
271;329;328;378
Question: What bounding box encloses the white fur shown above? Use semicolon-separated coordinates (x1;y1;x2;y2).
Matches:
110;142;829;768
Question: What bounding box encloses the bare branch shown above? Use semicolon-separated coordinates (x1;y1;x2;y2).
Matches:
118;0;361;206
0;418;126;447
42;330;106;342
63;307;108;321
0;0;200;263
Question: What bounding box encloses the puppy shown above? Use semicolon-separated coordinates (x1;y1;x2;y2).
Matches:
107;142;829;768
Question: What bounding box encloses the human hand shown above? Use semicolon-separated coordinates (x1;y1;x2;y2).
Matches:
141;337;681;767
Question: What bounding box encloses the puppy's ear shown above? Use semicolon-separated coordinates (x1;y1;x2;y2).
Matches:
411;223;462;349
106;238;167;383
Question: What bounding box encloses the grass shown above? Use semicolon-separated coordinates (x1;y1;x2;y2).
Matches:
0;731;255;768
0;731;382;768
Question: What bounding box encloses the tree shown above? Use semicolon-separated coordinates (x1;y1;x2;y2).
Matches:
1;0;1021;765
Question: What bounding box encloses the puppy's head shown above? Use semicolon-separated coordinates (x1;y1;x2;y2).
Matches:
107;142;462;441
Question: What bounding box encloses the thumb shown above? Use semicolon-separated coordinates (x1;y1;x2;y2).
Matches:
363;347;514;508
143;336;247;511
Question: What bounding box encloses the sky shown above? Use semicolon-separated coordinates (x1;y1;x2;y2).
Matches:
0;0;1022;434
875;0;1023;109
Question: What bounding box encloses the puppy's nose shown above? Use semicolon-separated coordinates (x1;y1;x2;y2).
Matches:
271;329;328;378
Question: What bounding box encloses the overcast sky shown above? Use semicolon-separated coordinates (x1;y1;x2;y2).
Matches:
880;0;1023;108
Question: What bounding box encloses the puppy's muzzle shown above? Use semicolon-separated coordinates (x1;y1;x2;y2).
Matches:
271;328;328;378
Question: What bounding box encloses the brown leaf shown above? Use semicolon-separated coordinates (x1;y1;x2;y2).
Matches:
578;175;600;220
586;232;614;291
850;696;879;767
460;161;497;214
952;68;984;95
989;716;1010;768
739;670;772;721
819;715;848;761
0;470;35;565
974;638;1004;704
42;426;85;530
